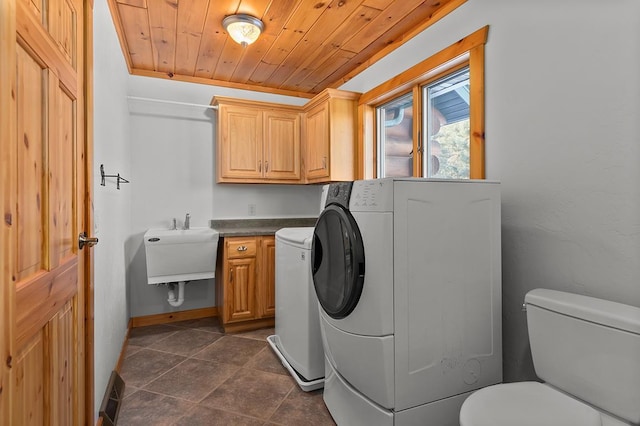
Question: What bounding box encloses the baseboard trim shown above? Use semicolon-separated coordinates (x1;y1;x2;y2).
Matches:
130;307;218;328
113;320;133;374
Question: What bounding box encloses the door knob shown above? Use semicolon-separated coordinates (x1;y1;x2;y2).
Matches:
79;232;99;250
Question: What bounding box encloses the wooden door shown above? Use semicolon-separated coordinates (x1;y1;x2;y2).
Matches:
257;237;276;318
304;102;330;180
225;258;257;323
263;111;301;181
1;0;91;424
224;238;257;323
217;105;263;180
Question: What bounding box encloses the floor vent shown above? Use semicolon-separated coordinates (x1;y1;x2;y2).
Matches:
99;370;126;426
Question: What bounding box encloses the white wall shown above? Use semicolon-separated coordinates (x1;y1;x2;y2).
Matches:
342;0;640;381
125;79;322;317
92;0;131;419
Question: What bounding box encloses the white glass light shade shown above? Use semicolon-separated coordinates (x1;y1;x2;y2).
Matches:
222;15;264;48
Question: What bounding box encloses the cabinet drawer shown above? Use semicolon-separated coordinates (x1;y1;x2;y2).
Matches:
226;239;257;258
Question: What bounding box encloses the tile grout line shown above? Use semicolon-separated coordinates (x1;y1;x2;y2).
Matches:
138;355;191;390
266;383;297;425
191;329;293;423
122;321;328;425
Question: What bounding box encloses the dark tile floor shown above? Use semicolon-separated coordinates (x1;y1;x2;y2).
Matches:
118;317;336;426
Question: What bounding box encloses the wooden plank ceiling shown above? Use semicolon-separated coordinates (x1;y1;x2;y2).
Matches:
108;0;466;98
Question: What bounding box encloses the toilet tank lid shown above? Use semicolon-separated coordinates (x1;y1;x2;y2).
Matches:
525;289;640;335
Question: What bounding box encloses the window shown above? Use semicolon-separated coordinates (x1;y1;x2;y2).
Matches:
359;27;488;180
423;67;470;178
377;93;414;177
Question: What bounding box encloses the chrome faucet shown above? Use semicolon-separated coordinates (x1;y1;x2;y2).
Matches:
184;213;190;230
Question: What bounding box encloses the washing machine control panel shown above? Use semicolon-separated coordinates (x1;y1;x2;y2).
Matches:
350;179;394;212
324;182;353;209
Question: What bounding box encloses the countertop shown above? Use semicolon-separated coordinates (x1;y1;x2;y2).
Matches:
209;218;317;237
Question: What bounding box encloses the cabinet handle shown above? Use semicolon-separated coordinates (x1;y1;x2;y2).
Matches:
322;156;327;169
237;245;248;252
229;269;233;283
258;161;262;172
265;161;269;172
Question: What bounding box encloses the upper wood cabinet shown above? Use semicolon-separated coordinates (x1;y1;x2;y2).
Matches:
213;90;360;184
303;89;360;183
213;97;301;183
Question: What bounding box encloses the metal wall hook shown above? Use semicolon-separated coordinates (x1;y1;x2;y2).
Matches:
100;164;130;190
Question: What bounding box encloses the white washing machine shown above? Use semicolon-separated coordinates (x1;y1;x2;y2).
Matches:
268;227;324;391
312;178;502;425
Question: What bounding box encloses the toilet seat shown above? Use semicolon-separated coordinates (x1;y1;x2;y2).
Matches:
459;382;603;426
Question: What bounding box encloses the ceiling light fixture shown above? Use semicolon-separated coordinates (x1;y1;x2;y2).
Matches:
222;14;264;48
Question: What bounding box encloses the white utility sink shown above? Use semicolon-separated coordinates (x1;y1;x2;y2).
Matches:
144;227;220;284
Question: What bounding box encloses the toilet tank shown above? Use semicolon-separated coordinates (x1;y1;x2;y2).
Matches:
525;289;640;424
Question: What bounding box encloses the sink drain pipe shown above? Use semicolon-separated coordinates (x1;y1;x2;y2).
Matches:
167;281;186;307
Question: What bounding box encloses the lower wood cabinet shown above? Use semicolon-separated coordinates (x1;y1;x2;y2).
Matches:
216;235;276;332
258;236;276;318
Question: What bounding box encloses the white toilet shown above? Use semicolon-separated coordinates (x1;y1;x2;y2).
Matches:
460;288;640;426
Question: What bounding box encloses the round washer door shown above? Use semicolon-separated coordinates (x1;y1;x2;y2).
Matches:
312;204;365;319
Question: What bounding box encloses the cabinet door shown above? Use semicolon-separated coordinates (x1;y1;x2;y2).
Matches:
304;102;330;180
257;237;276;318
218;105;263;179
225;257;257;323
264;111;301;181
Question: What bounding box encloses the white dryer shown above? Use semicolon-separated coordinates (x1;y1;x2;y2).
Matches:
312;178;502;426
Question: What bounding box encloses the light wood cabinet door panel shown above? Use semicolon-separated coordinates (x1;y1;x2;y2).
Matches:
303;102;330;180
218;105;263;179
258;237;276;318
225;258;257;323
264;111;301;180
303;89;359;183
